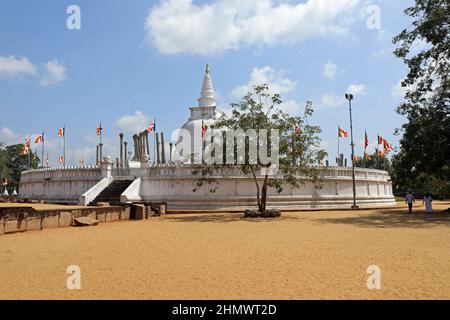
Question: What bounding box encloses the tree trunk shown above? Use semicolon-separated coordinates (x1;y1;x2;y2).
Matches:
251;167;262;211
260;175;269;212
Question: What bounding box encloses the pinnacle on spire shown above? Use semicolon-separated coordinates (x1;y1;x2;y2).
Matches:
198;64;216;107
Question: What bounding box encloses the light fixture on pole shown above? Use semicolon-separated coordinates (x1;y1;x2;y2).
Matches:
345;93;358;209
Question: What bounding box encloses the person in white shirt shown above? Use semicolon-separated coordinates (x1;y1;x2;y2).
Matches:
423;193;433;213
405;191;415;214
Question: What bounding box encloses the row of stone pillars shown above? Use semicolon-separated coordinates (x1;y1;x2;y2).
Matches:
132;131;173;164
96;132;174;167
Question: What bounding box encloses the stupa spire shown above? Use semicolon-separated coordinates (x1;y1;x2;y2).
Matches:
197;64;216;107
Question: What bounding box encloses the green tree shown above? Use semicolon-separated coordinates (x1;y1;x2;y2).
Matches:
392;0;450;198
194;85;326;213
0;144;40;192
354;152;391;172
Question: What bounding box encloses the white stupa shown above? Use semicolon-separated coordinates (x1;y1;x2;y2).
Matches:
173;65;224;163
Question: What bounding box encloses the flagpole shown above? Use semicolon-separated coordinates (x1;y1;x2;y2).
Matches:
63;126;66;167
153;118;156;164
337;126;340;166
41;131;45;168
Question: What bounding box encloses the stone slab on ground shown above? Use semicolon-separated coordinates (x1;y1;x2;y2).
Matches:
74;217;99;227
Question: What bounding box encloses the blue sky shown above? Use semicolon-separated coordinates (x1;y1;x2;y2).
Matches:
0;0;414;166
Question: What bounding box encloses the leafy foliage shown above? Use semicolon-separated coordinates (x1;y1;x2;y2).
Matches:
392;0;450;198
0;143;40;192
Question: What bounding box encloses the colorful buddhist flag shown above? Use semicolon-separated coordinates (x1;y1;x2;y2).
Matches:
35;134;43;144
294;124;301;136
338;126;348;138
365;153;371;160
383;139;393;154
377;135;384;145
79;159;85;165
20;144;29;156
364;131;369;151
25;136;30;147
33;150;37;160
96;124;102;136
377;147;384;157
58;127;65;137
58;156;64;163
45;153;49;166
147;120;156;133
201;120;208;138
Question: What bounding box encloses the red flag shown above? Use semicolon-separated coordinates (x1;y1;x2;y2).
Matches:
35;134;43;144
96;124;102;136
201;120;208;138
364;131;369;150
377;135;384;145
147;120;156;133
338;126;348;138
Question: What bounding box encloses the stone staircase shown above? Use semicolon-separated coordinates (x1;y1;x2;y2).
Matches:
89;180;134;206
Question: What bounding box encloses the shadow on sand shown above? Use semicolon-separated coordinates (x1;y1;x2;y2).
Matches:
315;209;450;229
165;213;301;224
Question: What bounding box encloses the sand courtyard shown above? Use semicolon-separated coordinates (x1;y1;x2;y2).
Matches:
1;202;449;300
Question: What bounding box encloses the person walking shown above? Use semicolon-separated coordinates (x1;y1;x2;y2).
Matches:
423;193;433;213
405;191;415;214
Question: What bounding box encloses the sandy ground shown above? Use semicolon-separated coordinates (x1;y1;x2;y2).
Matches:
1;202;449;300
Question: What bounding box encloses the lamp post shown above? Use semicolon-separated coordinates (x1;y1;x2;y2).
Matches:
345;93;358;209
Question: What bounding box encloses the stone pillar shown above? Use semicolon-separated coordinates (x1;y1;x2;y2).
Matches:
124;141;128;167
137;133;142;161
145;131;150;159
96;145;99;165
100;156;113;178
99;143;103;164
161;132;166;164
156;133;161;164
132;134;138;161
142;133;146;159
119;133;124;168
169;143;173;162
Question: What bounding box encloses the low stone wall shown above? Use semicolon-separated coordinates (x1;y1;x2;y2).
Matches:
0;206;130;236
19;166;102;204
121;165;396;210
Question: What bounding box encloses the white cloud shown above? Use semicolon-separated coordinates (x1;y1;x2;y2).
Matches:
0;127;20;145
231;66;297;99
230;66;301;115
318;94;345;109
323;60;338;80
40;59;67;86
145;0;362;55
346;84;367;96
116;111;150;134
0;55;37;77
